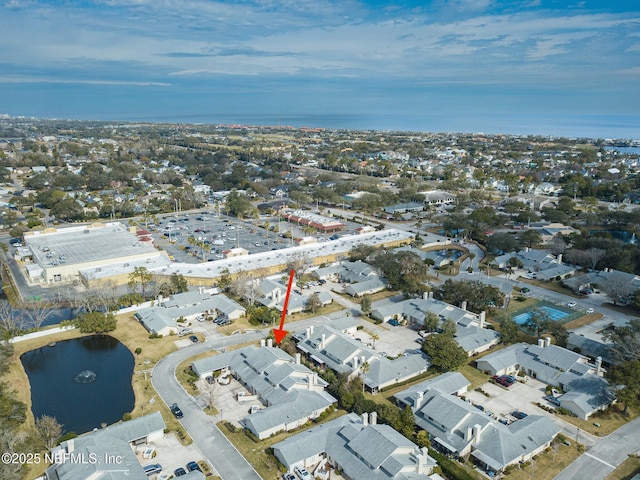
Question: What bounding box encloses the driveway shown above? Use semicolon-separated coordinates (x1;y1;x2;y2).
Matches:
465;378;599;448
554;416;640;480
152;330;266;480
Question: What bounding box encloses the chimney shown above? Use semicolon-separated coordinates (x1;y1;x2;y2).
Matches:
308;373;314;390
295;353;301;364
428;291;434;300
423;291;429;300
260;339;266;348
309;325;315;334
465;426;473;442
268;339;274;348
417;447;429;475
557;253;563;264
321;334;326;349
361;412;369;427
198;286;204;294
538;338;545;348
479;311;486;328
545;337;551;347
67;439;75;453
596;356;603;376
305;327;311;339
414;391;424;409
353;356;359;369
473;424;482;444
370;411;377;425
461;300;468;311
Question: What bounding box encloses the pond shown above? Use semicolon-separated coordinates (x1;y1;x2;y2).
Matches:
21;335;135;435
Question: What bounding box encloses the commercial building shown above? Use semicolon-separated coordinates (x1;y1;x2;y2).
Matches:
19;222;170;286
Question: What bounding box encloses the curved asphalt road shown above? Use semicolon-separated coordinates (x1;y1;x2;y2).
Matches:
152;330;266;480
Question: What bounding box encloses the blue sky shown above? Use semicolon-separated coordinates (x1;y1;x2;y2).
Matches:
1;0;639;136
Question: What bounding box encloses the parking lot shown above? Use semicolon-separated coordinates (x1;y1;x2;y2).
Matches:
135;430;216;479
147;208;370;264
195;376;263;427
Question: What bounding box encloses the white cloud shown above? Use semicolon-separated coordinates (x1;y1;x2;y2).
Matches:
0;1;637;91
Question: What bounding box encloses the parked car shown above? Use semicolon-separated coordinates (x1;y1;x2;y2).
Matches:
189;335;199;343
568;301;577;308
170;403;183;419
186;461;202;472
388;319;400;326
294;465;312;480
282;474;296;480
178;328;193;337
174;467;187;476
143;464;162;476
586;307;595;314
511;411;528;419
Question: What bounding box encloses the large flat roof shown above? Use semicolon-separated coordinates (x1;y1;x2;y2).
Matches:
151;229;416;279
25;222;159;268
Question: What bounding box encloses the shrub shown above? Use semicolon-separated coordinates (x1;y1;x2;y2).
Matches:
134;347;142;355
122;412;132;421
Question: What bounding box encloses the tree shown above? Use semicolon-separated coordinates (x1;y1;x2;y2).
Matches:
485;232;521;254
608;360;640;415
225;190;253;218
520;229;543;249
526;308;550;340
169;273;189;294
360;294;372;315
305;293;322;313
34;415;63;450
498;316;520;344
423;312;440;333
128;266;153;299
75;311;117;334
421;334;467;371
22;304;54;330
546;321;569;348
605;319;640;363
440;318;457;337
217;268;232;292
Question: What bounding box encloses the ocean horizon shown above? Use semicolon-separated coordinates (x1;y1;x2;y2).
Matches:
7;112;640;140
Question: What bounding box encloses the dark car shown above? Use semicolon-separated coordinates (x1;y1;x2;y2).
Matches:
282;473;296;480
186;461;202;472
170;403;183;418
511;411;528;419
189;335;199;343
388;319;400;326
174;467;187;476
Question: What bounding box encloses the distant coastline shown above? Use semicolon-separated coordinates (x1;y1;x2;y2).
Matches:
4;112;640;140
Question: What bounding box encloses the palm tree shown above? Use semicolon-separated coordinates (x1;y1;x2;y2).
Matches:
360;361;370;393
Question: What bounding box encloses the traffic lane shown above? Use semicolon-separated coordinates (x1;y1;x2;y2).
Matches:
152;334;265;480
553;456;613;480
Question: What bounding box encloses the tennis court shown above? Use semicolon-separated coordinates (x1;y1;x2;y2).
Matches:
512;305;570;325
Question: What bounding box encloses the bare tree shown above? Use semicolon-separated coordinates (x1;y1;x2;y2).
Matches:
22;303;54;330
585;248;606;271
34;415;63;450
601;275;634;306
200;380;218;413
0;301;24;337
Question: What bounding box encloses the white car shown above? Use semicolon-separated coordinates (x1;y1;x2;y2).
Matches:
294;466;312;480
586;307;595;314
567;302;577;308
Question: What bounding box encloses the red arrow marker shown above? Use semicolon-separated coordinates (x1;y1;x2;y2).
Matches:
273;269;295;345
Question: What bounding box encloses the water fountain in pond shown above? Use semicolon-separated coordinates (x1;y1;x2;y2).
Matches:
74;370;97;384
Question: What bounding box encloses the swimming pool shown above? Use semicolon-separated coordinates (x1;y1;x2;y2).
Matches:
512;305;570;325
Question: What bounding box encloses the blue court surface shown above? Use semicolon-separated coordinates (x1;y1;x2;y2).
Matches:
512;305;570;325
